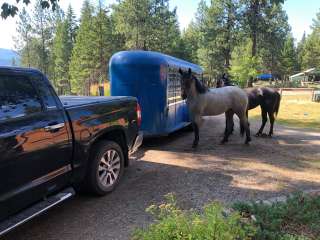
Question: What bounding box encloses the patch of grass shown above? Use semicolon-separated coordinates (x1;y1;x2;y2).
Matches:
233;193;320;240
105;85;110;96
249;94;320;130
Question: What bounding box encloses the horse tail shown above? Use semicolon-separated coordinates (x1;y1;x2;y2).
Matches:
274;92;281;117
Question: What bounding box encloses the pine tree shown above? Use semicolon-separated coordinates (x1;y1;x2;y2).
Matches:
311;10;320;31
52;19;72;94
14;7;32;67
196;0;239;79
297;32;306;71
259;3;290;77
301;34;320;69
182;21;200;63
241;0;285;58
301;10;320;70
92;0;113;87
69;0;96;95
112;0;181;55
32;0;56;75
194;0;220;78
113;0;152;50
109;9;126;52
280;34;298;79
66;4;78;45
149;0;181;55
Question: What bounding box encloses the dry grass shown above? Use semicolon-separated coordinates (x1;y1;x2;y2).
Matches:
249;94;320;130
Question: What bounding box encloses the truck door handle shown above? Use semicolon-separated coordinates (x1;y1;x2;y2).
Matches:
44;123;65;132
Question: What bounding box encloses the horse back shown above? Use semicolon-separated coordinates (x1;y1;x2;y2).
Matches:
209;86;248;111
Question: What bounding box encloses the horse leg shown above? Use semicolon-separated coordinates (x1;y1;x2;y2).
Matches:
244;118;251;144
224;112;234;135
231;113;234;134
242;109;250;135
237;111;251;144
221;110;234;144
268;111;275;137
256;107;267;137
192;122;199;148
224;117;228;135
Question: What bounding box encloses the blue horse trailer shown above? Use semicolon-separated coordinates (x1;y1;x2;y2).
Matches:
109;50;203;137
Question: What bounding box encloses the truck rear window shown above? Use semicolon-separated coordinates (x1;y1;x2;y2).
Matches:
0;74;42;122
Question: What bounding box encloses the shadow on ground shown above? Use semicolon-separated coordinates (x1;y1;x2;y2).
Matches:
3;116;320;240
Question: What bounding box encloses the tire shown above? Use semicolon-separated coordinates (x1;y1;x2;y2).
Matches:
85;140;125;196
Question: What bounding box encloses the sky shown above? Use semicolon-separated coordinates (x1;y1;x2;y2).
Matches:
0;0;319;50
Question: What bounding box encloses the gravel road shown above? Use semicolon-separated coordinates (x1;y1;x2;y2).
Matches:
3;115;320;240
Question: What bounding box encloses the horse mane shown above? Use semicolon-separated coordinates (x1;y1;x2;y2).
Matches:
192;75;208;94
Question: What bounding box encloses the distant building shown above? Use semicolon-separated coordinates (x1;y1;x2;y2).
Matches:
289;68;320;84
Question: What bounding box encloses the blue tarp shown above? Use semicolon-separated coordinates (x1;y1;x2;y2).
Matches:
257;73;273;79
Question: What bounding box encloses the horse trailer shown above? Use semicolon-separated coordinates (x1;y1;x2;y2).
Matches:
109;50;203;137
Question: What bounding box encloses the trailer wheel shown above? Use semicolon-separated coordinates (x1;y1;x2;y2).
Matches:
86;140;124;196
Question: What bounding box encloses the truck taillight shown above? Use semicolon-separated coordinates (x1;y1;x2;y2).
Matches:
136;103;142;127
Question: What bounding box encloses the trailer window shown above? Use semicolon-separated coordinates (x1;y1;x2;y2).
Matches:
167;67;182;105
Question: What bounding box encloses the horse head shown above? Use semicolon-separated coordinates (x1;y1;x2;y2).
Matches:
179;68;207;99
216;78;225;88
217;73;233;88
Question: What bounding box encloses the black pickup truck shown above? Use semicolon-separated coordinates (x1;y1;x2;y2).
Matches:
0;67;143;236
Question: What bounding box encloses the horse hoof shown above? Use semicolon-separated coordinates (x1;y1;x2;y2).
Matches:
220;139;228;145
255;133;261;137
245;137;251;144
192;142;198;148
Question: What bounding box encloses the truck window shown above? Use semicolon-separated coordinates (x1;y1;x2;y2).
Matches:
0;74;42;122
30;75;58;110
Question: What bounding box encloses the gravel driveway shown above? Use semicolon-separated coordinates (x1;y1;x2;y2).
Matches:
3;115;320;240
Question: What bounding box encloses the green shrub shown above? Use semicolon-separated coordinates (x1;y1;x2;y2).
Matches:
133;193;320;240
132;193;255;240
233;193;320;240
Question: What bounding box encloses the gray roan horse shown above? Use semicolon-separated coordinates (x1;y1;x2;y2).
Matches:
179;68;251;148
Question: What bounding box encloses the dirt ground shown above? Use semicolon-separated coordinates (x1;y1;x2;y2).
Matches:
4;116;320;240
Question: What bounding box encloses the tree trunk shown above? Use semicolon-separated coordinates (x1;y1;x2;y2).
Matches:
225;0;232;70
247;76;253;87
250;0;259;57
247;0;259;87
252;31;257;57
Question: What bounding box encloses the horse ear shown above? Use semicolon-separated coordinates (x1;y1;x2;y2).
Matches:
179;68;183;75
188;68;192;75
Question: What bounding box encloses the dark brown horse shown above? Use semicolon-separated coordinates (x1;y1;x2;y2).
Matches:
217;77;281;137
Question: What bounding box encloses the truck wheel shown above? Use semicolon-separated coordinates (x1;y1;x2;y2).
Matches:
86;140;124;196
